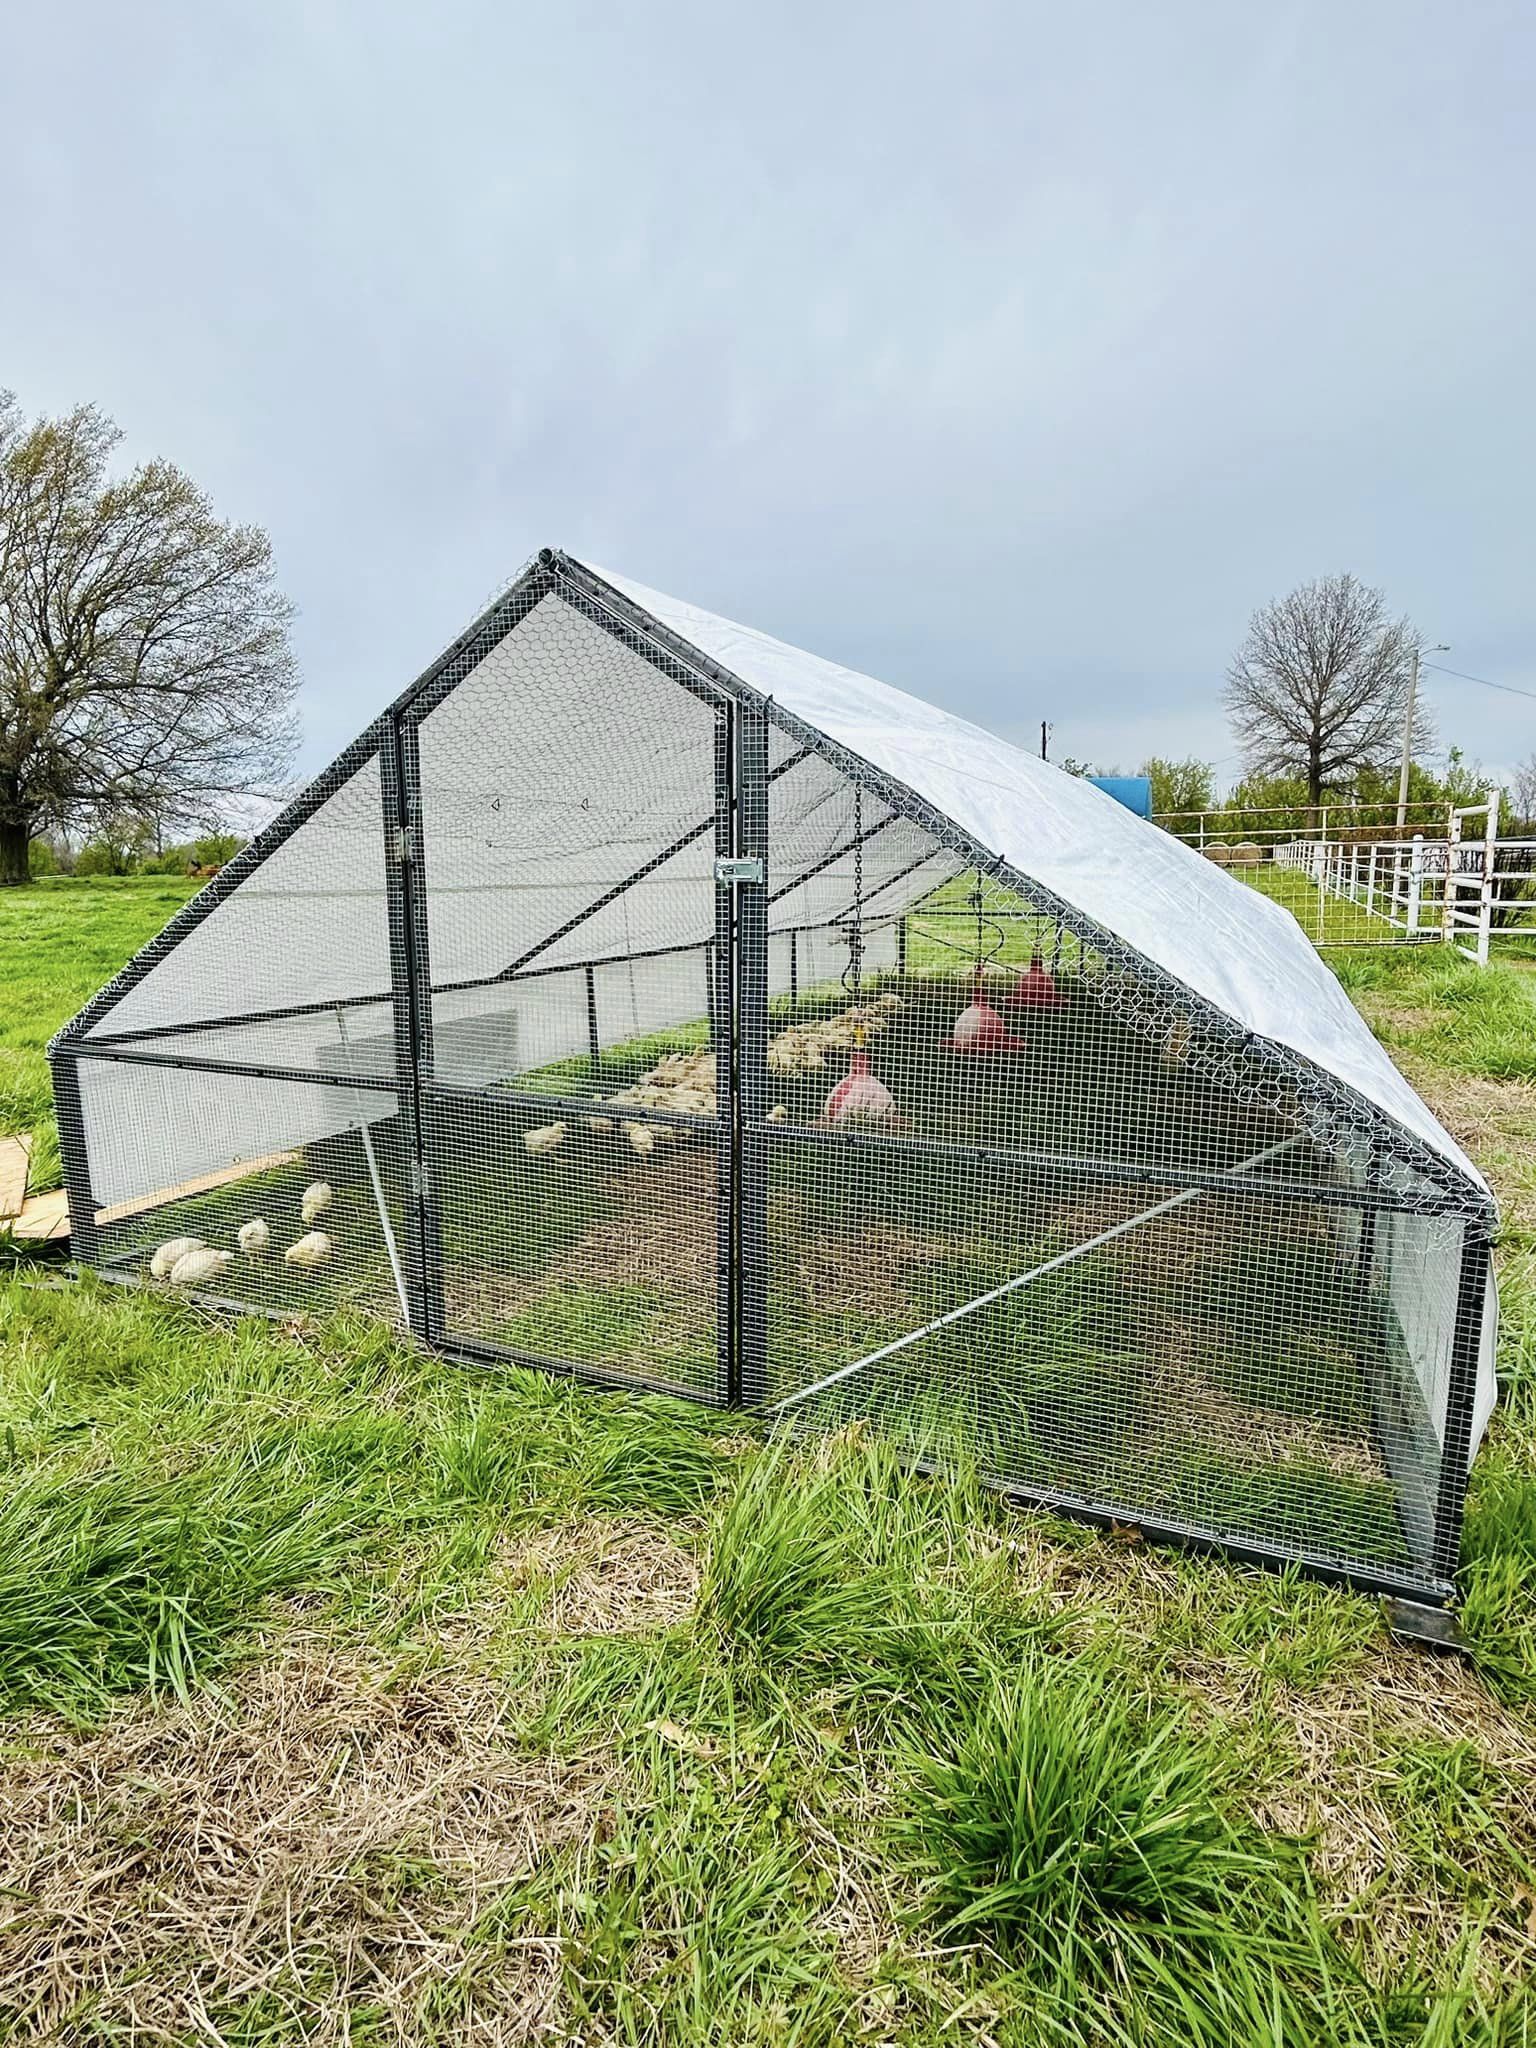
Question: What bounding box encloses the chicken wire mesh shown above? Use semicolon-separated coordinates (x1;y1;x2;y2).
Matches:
69;1059;411;1327
50;559;1490;1599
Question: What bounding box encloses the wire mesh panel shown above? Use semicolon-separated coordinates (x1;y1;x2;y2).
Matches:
746;840;1473;1593
71;1054;411;1326
75;748;394;1043
406;591;730;1392
763;1127;1460;1588
424;1086;721;1396
411;593;724;997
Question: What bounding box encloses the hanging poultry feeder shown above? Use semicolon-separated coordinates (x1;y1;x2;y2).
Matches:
823;1042;901;1127
1006;947;1065;1011
949;964;1027;1052
823;791;903;1128
948;880;1026;1053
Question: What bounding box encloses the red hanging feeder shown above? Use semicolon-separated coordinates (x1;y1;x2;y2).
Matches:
823;1039;902;1128
821;790;904;1129
1006;947;1065;1012
949;963;1027;1053
948;879;1026;1053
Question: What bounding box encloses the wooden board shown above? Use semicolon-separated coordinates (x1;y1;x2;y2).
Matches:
9;1188;70;1242
92;1149;301;1226
0;1134;31;1219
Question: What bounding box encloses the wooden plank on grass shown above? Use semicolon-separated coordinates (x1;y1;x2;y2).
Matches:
0;1134;31;1219
92;1149;301;1226
10;1188;70;1241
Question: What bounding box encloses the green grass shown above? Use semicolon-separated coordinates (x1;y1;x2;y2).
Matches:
0;874;198;1188
3;889;1536;2042
0;1280;1533;2040
1331;943;1536;1082
890;1655;1321;2009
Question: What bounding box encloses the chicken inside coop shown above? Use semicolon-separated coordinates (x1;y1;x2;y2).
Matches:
513;997;906;1164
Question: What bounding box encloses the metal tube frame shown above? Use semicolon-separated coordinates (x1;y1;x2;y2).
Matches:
48;545;1495;1605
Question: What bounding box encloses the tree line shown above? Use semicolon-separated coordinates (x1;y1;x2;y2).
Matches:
3;392;1529;890
1097;574;1535;841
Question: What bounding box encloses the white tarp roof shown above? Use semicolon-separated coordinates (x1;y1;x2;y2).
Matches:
588;561;1487;1201
591;562;1498;1453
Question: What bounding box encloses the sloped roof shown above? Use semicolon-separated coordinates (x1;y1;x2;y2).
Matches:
585;560;1486;1198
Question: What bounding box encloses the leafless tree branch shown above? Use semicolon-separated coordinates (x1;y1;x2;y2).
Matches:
1224;573;1432;808
0;393;297;881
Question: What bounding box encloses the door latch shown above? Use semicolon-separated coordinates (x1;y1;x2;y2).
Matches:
713;857;765;885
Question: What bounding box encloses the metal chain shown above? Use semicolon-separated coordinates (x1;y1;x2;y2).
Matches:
842;788;864;1015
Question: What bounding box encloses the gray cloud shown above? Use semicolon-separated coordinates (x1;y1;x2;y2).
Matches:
3;0;1532;785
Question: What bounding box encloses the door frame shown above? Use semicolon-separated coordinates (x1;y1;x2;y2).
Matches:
383;595;766;1410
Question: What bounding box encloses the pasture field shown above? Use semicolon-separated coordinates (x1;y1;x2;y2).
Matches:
0;880;1533;2044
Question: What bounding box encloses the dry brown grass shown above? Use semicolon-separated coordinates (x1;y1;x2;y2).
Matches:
1390;1054;1536;1240
992;1518;1536;1985
0;1641;614;2045
496;1519;702;1638
1248;1656;1536;1979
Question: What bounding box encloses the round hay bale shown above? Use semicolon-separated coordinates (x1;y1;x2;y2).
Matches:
1203;844;1233;865
1231;840;1265;865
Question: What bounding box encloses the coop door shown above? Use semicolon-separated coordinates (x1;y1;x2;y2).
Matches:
400;585;740;1400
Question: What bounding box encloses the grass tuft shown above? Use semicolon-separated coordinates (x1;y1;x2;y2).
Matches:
893;1653;1304;1972
0;1453;366;1713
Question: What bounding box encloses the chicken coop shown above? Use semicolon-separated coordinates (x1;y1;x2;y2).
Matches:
50;551;1497;1608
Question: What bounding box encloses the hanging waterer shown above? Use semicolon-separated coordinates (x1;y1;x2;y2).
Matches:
948;879;1025;1053
1006;944;1065;1011
823;792;902;1129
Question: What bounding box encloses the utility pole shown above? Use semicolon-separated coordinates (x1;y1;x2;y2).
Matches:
1396;642;1448;832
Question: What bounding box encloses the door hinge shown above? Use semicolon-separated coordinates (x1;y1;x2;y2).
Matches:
714;857;764;886
393;823;416;863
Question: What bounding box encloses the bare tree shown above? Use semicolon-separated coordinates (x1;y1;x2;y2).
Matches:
1509;752;1536;833
0;393;296;885
1224;574;1431;808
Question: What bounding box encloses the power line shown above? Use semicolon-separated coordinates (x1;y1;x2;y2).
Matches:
1422;661;1536;704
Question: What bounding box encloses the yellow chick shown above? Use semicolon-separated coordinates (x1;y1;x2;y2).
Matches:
238;1218;270;1254
1162;1017;1192;1069
300;1181;333;1224
627;1122;657;1159
168;1246;235;1286
524;1122;567;1157
150;1235;206;1279
765;1103;790;1124
284;1231;332;1269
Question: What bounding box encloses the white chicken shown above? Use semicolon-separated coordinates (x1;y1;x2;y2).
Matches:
150;1235;206;1279
238;1218;270;1254
284;1231;332;1269
300;1181;333;1224
524;1122;567;1157
626;1122;657;1159
168;1246;234;1286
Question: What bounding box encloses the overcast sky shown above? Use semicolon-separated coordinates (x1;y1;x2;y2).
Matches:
3;0;1532;792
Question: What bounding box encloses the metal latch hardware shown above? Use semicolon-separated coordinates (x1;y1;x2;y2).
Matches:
713;857;764;885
